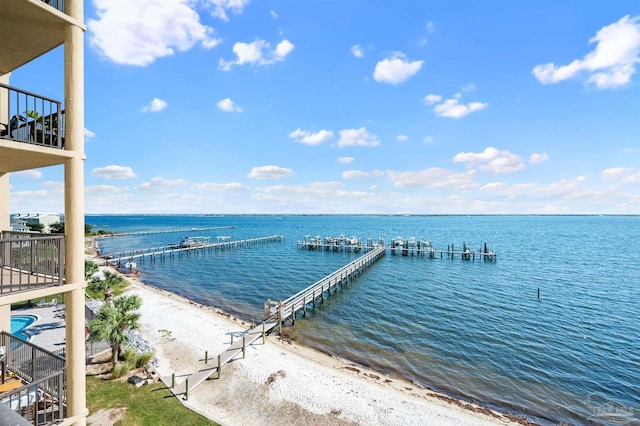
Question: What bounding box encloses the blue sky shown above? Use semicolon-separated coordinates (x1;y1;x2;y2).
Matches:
8;0;640;214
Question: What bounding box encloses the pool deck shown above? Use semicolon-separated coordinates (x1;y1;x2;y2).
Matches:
11;304;67;353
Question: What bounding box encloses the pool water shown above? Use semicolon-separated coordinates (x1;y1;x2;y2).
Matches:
10;315;37;341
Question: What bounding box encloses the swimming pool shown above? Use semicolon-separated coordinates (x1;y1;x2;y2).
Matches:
10;315;37;341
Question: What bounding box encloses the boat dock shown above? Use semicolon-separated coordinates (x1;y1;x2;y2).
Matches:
102;235;284;267
299;235;496;261
165;244;386;398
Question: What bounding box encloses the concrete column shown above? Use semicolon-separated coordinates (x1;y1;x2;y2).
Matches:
0;173;8;231
0;304;10;335
64;0;86;424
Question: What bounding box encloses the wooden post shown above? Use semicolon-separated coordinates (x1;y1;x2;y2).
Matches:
185;378;189;400
262;321;266;344
242;335;246;358
231;333;234;344
205;351;208;364
218;354;222;378
171;373;175;388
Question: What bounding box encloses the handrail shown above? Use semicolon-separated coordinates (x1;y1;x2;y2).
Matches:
0;83;65;149
281;245;385;307
0;233;65;292
41;0;66;14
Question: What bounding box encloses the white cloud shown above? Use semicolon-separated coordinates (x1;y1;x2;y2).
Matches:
141;98;168;113
270;10;278;20
337;157;354;164
275;40;295;59
424;92;487;119
86;185;121;194
387;168;478;189
337;127;381;148
530;152;549;164
218;39;294;70
426;21;435;33
84;128;96;141
88;0;222;67
92;165;137;179
423;136;435;144
137;177;187;190
342;170;384;179
206;0;250;22
532;15;640;89
601;167;634;179
423;94;442;104
193;182;247;191
373;52;424;85
217;98;243;112
13;170;42;179
351;44;364;58
247;165;293;179
461;83;476;92
454;147;525;174
396;135;408;141
433;98;487;118
288;128;334;146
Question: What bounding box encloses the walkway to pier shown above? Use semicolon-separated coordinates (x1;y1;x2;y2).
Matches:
102;235;284;267
166;244;386;397
273;244;386;327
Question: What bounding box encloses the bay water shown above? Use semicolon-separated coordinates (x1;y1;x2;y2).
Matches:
90;214;640;425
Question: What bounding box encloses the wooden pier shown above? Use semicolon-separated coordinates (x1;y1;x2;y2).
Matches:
103;235;285;267
97;225;236;237
272;244;387;327
166;245;386;397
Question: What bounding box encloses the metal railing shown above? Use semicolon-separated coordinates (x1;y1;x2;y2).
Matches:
41;0;65;14
0;332;66;425
0;83;65;149
0;232;65;294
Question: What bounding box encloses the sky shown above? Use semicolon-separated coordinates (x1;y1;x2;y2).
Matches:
8;0;640;214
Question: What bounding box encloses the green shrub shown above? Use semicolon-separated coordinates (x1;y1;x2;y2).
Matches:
112;361;135;379
137;352;155;368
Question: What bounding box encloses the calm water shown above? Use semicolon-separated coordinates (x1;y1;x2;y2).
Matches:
91;215;640;425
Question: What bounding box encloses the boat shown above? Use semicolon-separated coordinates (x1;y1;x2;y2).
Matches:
179;236;211;248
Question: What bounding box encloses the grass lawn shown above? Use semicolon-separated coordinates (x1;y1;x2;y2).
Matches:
86;375;219;425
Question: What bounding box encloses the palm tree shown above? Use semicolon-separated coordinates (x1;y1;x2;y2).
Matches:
87;294;142;370
84;260;99;280
88;270;126;303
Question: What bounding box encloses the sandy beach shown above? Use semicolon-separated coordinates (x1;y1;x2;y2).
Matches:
84;235;527;426
107;270;523;426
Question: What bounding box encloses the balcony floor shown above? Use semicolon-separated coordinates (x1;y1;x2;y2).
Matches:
1;267;60;295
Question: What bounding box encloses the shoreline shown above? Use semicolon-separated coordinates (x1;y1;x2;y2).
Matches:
86;238;535;425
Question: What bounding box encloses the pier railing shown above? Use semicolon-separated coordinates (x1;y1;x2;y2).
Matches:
104;235;285;267
275;244;386;326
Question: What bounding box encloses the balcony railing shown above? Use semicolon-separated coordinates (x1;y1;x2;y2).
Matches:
42;0;65;14
0;84;65;150
0;332;66;425
0;232;64;295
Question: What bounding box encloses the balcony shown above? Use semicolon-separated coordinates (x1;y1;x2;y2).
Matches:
0;84;64;149
0;331;66;425
0;232;64;296
0;0;73;75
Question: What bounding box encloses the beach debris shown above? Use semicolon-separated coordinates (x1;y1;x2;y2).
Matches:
265;370;286;386
344;366;360;374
